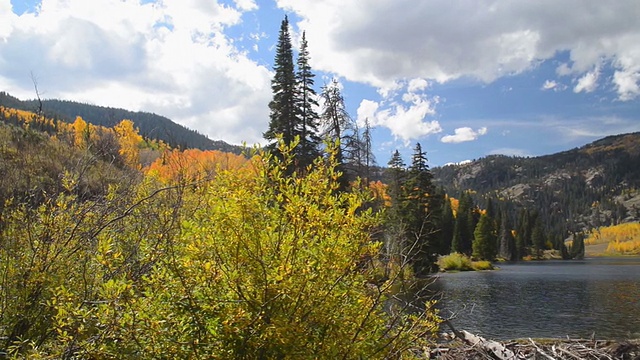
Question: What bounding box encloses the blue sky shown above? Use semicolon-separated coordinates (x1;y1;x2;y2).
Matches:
1;0;639;166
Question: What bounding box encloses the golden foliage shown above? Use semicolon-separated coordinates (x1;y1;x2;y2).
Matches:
449;196;459;217
146;148;250;184
113;119;144;168
586;222;640;254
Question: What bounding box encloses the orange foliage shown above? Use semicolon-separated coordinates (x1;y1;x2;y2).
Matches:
368;180;390;207
449;197;459;217
146;148;249;184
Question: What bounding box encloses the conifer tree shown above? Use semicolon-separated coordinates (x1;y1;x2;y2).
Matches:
498;215;516;261
473;213;497;260
451;191;473;255
439;196;455;255
570;231;585;259
531;218;545;257
404;143;440;274
294;31;321;171
265;16;297;158
386;150;406;221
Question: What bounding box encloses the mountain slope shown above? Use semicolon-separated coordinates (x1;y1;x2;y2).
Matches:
432;132;640;234
0;92;244;154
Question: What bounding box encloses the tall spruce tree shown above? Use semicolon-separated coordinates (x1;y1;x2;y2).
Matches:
294;31;321;171
451;191;474;255
439;196;455;255
531;217;545;258
498;215;516;261
265;16;298;160
404;143;440;274
386;150;406;221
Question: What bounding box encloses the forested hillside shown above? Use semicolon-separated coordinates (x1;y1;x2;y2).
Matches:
432;132;640;253
0;91;243;154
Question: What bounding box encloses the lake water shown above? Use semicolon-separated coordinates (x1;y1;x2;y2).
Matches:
428;257;640;340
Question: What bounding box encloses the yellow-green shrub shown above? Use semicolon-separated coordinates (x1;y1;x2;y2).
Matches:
437;253;473;271
2;141;440;358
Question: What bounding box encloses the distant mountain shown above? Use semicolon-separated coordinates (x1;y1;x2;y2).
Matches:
432;132;640;235
0;91;244;154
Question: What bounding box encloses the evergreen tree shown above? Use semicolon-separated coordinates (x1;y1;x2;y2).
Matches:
498;215;516;261
531;218;545;258
516;208;532;258
439;194;455;255
386;150;406;220
473;213;497;260
265;16;298;161
451;191;473;255
570;231;585;259
404;143;440;274
294;31;321;171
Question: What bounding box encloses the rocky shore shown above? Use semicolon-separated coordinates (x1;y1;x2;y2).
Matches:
426;322;640;359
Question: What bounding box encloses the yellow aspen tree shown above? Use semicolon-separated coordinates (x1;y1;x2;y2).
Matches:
113;119;143;168
72;116;88;148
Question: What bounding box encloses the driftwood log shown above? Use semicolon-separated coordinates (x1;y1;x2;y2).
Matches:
431;320;640;359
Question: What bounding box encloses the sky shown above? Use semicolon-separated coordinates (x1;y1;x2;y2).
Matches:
1;0;640;166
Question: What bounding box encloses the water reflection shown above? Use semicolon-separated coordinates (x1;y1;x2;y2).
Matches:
431;258;640;340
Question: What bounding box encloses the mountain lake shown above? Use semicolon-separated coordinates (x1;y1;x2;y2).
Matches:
428;257;640;340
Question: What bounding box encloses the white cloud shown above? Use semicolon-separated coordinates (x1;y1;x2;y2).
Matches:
278;0;640;98
0;0;271;145
556;63;572;76
356;79;442;142
233;0;257;12
573;69;599;93
0;0;14;38
613;69;640;101
441;127;488;144
542;79;566;91
407;78;428;93
612;54;640;101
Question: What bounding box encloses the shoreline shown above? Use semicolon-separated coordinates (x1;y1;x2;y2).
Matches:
430;330;640;359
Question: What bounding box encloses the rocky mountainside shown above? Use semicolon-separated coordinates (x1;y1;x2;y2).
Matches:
432;132;640;234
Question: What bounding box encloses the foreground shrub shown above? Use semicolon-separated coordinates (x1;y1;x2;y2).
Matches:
2;142;440;358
